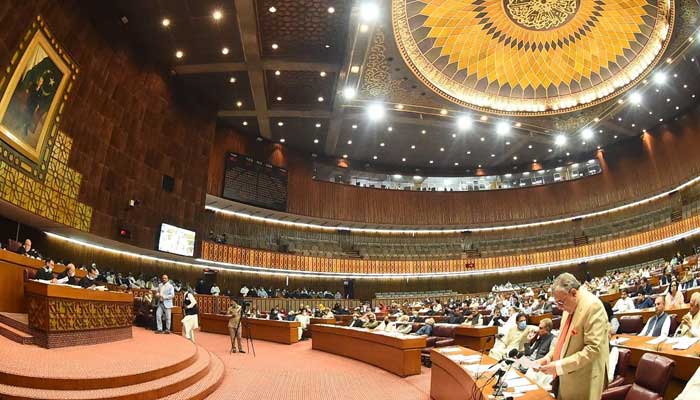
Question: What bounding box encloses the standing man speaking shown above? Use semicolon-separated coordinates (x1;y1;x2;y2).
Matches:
155;274;175;334
537;273;609;399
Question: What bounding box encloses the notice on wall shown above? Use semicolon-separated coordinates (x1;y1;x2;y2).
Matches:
222;152;288;211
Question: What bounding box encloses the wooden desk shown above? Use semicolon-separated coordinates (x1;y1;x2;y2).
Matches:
527;313;553;326
600;292;622;304
615;306;690;323
310;317;336;325
199;314;300;344
310;324;425;377
613;334;700;381
453;325;497;352
684;287;700;303
199;313;230;335
430;346;551;400
25;280;133;348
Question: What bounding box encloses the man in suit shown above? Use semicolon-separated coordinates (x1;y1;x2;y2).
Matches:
35;258;55;281
635;292;654;309
155;274;175;334
523;318;554;360
639;296;671;337
537;273;609;400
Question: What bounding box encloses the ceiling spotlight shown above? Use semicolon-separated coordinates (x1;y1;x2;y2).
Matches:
343;87;356;100
314;139;319;144
480;137;485;142
212;10;223;20
275;70;281;76
347;140;352;145
271;43;279;50
360;2;380;22
242;121;248;126
402;158;406;162
350;65;361;73
629;92;643;105
515;122;522;127
490;154;495;158
221;47;229;55
429;160;434;164
279;138;285;143
411;145;416;149
581;128;594;140
480;116;488;122
387;126;393;131
276;96;283;101
360;24;369;33
513;156;518;160
440;109;448;115
454;162;459;166
396;104;404;110
421;130;426;134
269;6;277;13
320;71;327;77
496;122;511;135
277;122;284;126
440;147;445;152
456;116;472;131
380;142;385;147
175;50;184;59
317;96;324;102
328;6;335;13
653;72;667;84
555;134;567;146
352;124;358;129
236;101;243;108
161;18;171;27
343;154;348;159
505;141;510;145
373;155;378;160
315;123;321;128
229;77;236;83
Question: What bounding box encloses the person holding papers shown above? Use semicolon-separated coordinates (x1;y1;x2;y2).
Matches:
679;292;700;337
639;296;671;337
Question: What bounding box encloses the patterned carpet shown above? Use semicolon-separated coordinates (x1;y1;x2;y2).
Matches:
195;331;432;400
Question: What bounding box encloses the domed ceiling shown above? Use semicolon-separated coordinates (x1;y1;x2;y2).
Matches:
392;0;674;115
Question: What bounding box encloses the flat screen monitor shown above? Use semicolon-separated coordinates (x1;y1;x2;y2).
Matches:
158;223;196;257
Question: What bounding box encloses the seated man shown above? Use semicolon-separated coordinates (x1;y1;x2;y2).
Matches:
639;296;671;337
612;289;635;313
462;307;483;326
362;313;380;329
79;266;100;289
56;263;78;285
522;318;554;360
413;318;435;336
395;315;413;334
294;309;311;340
17;238;40;258
635;292;654;309
679;292;700;337
489;313;532;359
348;313;364;328
35;258;55;281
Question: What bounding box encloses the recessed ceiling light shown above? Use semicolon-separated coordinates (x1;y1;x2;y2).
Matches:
318;96;324;102
276;96;283;101
666;57;673;64
315;123;322;128
221;47;229;55
505;141;510;145
387;126;393;131
653;72;667;84
229;77;236;83
373;155;378;160
360;2;380;22
440;109;448;115
212;10;223;20
343;154;348;159
496;122;511;135
236;101;243;108
328;6;335;13
396;104;404;110
343;87;356;99
581;128;594;140
490;154;495;158
555;134;567;146
411;145;416;149
352;124;358;129
402;158;406;162
566;152;570;156
466;150;471;154
367;103;385;121
350;65;361;73
269;6;277;13
324;44;331;49
421;130;426;134
271;43;279;50
161;18;171;27
452;133;457;138
175;50;184;58
360;24;369;33
279;138;285;143
478;164;482;168
347;140;353;145
533;159;537;163
480;116;488;122
528;144;533;149
242;121;248;126
314;139;319;144
548;148;552;152
275;70;281;76
513;156;518;160
379;142;385;147
454;162;459;166
440;147;445;152
480;137;485;142
320;71;327;77
429;160;434;164
457;115;472;131
630;92;642;105
277;122;284;126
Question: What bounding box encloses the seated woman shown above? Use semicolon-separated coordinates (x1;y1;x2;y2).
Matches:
665;281;685;309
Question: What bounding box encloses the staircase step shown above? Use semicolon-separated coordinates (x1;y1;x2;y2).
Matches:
0;322;34;345
0;347;212;400
0;313;31;335
158;352;224;400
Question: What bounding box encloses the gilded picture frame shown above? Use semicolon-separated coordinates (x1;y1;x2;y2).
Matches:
0;16;77;177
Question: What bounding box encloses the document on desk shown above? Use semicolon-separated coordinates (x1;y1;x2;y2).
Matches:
448;354;483;363
463;364;493;375
505;377;533;387
513;384;540;393
672;337;699;350
437;346;463;354
646;337;666;345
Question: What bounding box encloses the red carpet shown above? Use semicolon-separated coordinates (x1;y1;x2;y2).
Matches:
196;331;432;400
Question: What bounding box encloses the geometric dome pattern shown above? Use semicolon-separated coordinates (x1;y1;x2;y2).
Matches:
392;0;674;115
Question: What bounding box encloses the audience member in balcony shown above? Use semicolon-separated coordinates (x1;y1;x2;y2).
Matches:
363;313;381;329
321;308;334;320
182;288;199;343
334;291;342;299
134;274;146;288
17;238;40;258
612;289;635;313
522;318;554;360
639;296;671;337
665;281;685;308
56;263;78;285
257;287;269;298
635;292;654;309
490;313;532;359
679;292;700;338
413;318;435;336
239;284;249;297
79;266;99;289
195;278;206;295
210;283;221;296
395;315;413;334
35;258;55;281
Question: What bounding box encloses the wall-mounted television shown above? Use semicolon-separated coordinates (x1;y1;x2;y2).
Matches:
157;223;196;257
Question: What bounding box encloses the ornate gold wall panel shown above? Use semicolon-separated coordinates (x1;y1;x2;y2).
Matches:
27;295;132;332
392;0;674;115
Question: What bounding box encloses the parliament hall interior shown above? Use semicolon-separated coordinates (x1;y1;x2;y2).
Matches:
1;0;700;399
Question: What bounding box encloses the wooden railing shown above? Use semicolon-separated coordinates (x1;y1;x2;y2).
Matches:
201;214;700;274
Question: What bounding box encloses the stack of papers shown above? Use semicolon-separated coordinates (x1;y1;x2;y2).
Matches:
463;364;493;375
437;346;462;354
671;337;699;350
447;354;482;364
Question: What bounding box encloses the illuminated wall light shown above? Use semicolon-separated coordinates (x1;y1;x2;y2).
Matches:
229;77;237;83
235;101;243;108
269;6;277;13
653;71;667;84
350;65;360;73
242;121;248;126
342;154;348;158
271;43;279;50
347;140;352;145
279;138;285;143
275;70;281;76
581;128;594;140
456;115;472;131
212;10;223;20
315;123;322;128
629;92;643;105
317;96;325;102
221;47;229;55
175;50;184;58
387;126;393;132
440;109;448;115
555;134;567;146
342;87;356;100
496;122;511;135
327;6;335;13
360;2;380;22
161;18;171;27
314;139;319;144
380;142;385;147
